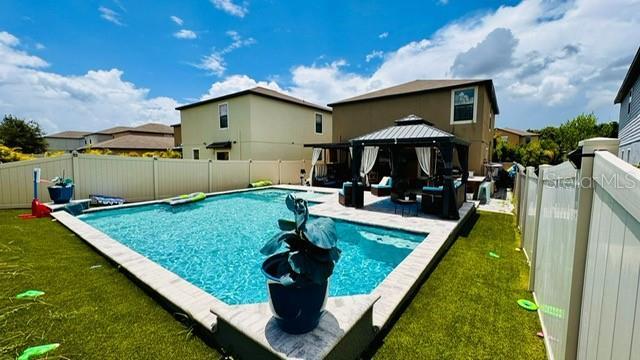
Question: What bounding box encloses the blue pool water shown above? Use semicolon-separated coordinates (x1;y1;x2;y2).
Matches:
80;189;426;305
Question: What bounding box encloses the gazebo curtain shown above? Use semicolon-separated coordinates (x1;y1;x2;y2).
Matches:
310;148;322;186
415;147;431;176
360;146;379;185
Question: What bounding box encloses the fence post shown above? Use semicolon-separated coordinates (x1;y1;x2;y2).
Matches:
519;167;531;247
277;160;282;185
152;157;159;200
208;159;213;193
529;164;550;291
562;138;619;359
248;159;252;184
71;152;80;200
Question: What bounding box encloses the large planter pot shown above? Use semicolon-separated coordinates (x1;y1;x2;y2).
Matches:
48;185;74;204
262;252;328;334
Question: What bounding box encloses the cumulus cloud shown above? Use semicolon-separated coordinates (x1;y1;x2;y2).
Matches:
202;0;640;127
366;50;384;62
98;6;124;26
174;29;197;39
196;31;255;76
0;31;179;133
170;15;184;26
378;32;389;39
210;0;248;18
201;75;282;99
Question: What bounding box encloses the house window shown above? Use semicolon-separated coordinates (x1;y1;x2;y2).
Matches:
219;103;228;129
315;113;323;134
501;135;509;142
450;87;477;124
629;87;634;114
193;148;200;160
628;149;632;162
216;151;229;161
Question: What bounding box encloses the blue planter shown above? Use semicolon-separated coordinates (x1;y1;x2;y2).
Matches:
48;185;74;204
262;253;328;334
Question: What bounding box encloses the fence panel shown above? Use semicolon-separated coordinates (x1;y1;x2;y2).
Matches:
212;161;250;191
533;161;579;360
250;160;280;184
578;151;640;360
156;158;210;198
279;160;305;185
0;155;73;208
518;172;527;230
523;168;539;262
75;155;155;202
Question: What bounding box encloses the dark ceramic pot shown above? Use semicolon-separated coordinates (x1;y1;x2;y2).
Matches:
48;185;74;204
262;252;328;334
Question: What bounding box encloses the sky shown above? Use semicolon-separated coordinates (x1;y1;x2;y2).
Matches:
0;0;639;134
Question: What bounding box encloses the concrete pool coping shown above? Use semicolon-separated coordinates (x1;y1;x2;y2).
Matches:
52;184;476;359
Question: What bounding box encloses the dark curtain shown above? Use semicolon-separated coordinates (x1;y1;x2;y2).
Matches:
440;142;460;220
350;144;363;208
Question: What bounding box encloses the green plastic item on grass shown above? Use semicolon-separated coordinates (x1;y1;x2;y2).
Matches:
489;252;500;258
517;299;538;311
15;290;45;299
17;343;60;360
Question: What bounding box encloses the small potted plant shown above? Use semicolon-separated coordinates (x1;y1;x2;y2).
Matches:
47;172;74;204
260;193;341;334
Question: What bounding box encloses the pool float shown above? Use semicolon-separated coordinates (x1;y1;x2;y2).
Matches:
250;179;273;188
517;299;538;311
166;192;206;206
16;290;45;299
18;343;59;360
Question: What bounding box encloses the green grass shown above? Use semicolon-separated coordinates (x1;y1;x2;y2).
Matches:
374;211;546;359
0;210;220;359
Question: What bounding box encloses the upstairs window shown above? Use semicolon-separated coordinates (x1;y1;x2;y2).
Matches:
451;87;477;124
219;103;228;129
315;113;323;134
629;87;633;114
193;148;200;160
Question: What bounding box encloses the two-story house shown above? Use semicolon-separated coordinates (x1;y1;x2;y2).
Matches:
327;79;499;174
175;87;333;161
495;127;539;146
615;46;640;166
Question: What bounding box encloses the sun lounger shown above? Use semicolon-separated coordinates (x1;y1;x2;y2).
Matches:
371;176;392;196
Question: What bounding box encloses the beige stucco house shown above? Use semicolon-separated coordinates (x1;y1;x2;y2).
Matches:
328;79;499;174
495;127;539;146
176;87;332;161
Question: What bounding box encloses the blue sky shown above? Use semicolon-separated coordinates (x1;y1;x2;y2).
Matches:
0;0;639;133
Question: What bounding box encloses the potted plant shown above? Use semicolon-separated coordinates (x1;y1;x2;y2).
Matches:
47;173;74;204
260;193;341;334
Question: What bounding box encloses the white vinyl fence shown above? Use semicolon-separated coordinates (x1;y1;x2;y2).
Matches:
514;138;640;360
0;154;308;208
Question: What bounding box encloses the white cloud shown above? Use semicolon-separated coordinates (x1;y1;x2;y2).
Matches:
210;0;248;18
170;15;184;26
35;43;45;50
174;29;197;39
0;31;179;133
196;31;255;76
202;0;640;128
98;6;124;26
365;50;384;62
438;0;449;5
378;32;389;39
201;75;282;99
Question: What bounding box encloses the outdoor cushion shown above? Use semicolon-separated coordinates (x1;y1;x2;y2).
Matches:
372;176;392;189
422;180;463;193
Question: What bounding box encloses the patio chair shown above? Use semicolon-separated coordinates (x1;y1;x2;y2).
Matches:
371;176;392;196
420;179;465;214
338;181;364;207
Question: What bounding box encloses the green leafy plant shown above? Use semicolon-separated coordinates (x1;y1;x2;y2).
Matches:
260;194;341;285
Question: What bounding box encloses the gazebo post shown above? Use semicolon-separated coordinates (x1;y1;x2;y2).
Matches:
440;141;459;219
350;143;363;208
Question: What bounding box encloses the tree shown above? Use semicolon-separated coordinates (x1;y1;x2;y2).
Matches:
0;115;47;153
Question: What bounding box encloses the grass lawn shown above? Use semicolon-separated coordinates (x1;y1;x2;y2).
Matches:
373;211;546;359
0;210;220;359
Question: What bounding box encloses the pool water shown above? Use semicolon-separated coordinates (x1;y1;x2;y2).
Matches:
80;189;426;305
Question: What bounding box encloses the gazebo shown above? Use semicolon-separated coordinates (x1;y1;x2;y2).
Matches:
348;115;469;220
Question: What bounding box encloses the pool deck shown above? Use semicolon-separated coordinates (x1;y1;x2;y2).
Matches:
51;184;476;359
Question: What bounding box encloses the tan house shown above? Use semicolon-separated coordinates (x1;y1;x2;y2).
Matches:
495;127;539;146
45;131;90;152
328;79;499;174
176;87;332;161
80;123;175;154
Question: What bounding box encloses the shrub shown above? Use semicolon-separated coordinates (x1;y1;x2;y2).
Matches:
0;144;34;163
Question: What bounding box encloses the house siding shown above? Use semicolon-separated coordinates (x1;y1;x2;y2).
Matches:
619;76;640;131
331;85;495;174
45;137;85;152
619;75;640;166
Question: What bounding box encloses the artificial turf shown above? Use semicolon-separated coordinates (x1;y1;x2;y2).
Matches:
373;211;547;359
0;210;220;359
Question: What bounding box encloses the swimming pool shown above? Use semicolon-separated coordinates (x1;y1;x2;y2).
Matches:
80;189;426;305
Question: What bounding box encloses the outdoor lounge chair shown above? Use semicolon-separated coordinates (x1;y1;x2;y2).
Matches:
338;181;364;207
371;176;392;196
420;179;465;214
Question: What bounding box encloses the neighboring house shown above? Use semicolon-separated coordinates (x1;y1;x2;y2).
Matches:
176;87;332;161
495;127;539;146
327;79;499;174
44;131;90;152
171;123;182;149
615;46;640;166
80;123;175;154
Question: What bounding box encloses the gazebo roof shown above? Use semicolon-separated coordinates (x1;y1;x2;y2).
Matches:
350;115;468;146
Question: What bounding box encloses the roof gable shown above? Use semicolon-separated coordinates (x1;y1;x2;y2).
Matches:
615;46;640;104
